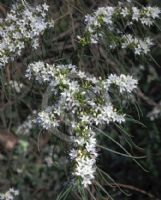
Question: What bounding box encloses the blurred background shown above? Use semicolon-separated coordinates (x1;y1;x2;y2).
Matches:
0;0;161;199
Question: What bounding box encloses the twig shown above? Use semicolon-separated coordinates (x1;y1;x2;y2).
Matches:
137;88;158;107
112;183;159;200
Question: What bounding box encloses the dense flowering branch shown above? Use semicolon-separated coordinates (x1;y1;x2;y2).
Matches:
79;4;160;55
0;0;160;198
0;3;54;68
26;61;137;187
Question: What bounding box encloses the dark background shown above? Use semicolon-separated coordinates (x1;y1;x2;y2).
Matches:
0;0;161;199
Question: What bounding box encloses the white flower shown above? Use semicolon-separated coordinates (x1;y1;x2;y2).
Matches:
16;111;37;135
144;7;160;19
42;3;49;11
0;3;53;68
26;61;137;187
80;115;90;123
0;188;19;200
70;128;98;187
86;136;97;155
122;34;153;55
74;156;96;187
132;7;140;21
120;7;129;17
7;80;24;93
37;108;59;130
81;5;159;51
95;104;125;125
107;74;138;93
69;149;78;159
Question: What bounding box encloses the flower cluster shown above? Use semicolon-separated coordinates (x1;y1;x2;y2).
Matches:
0;3;54;68
37;107;60;130
16;111;37;135
121;35;153;55
70;128;97;187
0;188;19;200
26;61;137;187
6;80;24;93
108;74;138;93
79;4;160;54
